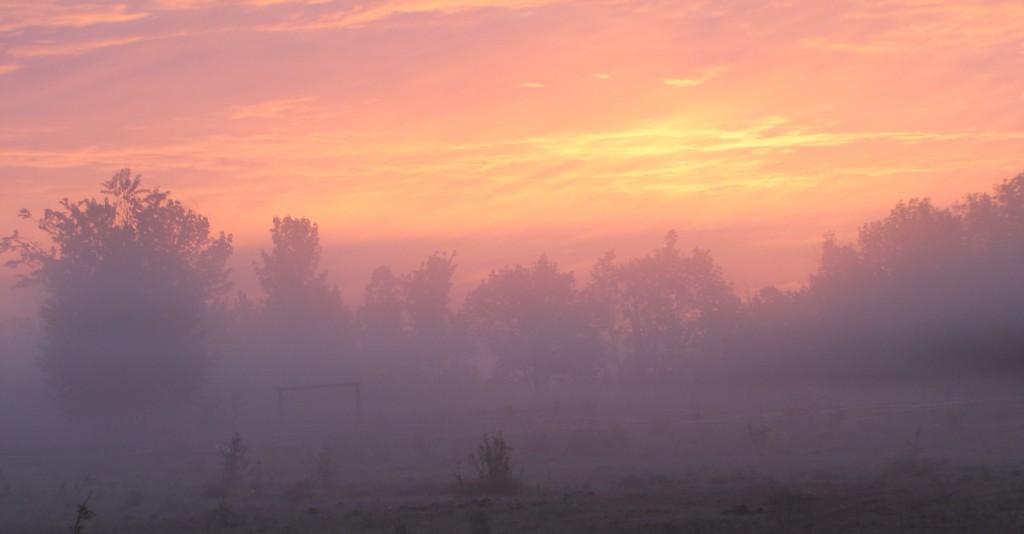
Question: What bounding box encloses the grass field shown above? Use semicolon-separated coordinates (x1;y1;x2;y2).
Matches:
2;389;1023;533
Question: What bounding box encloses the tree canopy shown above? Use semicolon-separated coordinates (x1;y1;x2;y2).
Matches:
464;255;601;387
585;232;740;383
1;170;232;416
254;216;351;342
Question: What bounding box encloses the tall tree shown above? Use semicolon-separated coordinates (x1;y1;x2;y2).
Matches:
798;178;1024;377
356;252;469;392
464;255;600;387
0;170;232;417
403;252;462;381
581;251;624;379
404;252;456;342
253;216;352;380
255;217;350;336
357;265;408;373
609;231;739;383
858;198;964;285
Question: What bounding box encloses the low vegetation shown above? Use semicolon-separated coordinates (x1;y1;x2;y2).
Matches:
0;397;1021;533
458;432;521;495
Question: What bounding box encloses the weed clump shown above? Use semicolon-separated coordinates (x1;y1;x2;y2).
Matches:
70;491;95;534
747;424;770;454
888;426;926;476
310;448;338;489
462;432;521;494
219;433;249;488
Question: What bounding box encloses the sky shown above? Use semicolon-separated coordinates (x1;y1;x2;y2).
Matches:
1;0;1022;315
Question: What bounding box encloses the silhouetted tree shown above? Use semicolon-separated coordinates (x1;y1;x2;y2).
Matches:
973;173;1024;242
957;174;1024;298
404;252;456;343
0;170;232;417
605;231;739;383
255;217;351;334
402;252;468;382
356;252;472;395
357;265;408;374
464;255;600;387
859;198;964;286
581;251;626;379
254;216;353;380
797;177;1024;377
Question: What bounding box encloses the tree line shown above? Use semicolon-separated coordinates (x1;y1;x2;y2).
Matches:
3;169;1024;418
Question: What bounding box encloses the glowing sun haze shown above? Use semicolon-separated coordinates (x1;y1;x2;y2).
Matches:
1;0;1022;312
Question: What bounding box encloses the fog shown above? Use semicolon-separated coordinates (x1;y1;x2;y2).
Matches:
2;173;1024;532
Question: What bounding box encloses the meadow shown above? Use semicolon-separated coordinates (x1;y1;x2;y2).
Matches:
2;380;1022;533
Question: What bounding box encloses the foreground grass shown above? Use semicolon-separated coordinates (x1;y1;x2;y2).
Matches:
3;399;1024;533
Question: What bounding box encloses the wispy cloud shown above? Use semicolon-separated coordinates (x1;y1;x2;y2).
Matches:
663;67;726;88
228;97;322;120
4;115;1019;192
803;0;1024;54
8;35;151;58
256;0;575;32
153;0;331;8
0;64;20;75
0;2;148;33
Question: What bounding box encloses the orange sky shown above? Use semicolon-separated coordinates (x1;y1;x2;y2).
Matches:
1;0;1022;315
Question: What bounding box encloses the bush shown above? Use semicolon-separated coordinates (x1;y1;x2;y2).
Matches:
219;433;249;487
888;427;926;476
466;432;520;494
70;492;95;534
747;424;770;454
310;448;338;489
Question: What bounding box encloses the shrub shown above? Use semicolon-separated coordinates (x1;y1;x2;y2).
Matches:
70;492;95;534
219;433;249;487
888;427;925;476
310;448;338;489
467;432;520;494
747;424;770;454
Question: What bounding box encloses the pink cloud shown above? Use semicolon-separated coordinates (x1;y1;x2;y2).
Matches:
0;2;148;32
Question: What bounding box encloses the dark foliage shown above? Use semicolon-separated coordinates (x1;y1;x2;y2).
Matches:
464;255;602;387
1;170;232;417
